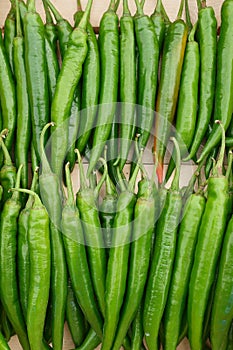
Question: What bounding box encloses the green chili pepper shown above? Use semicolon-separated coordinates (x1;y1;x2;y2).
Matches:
0;30;16;151
197;0;233;164
188;121;230;350
39;123;67;350
0;306;14;342
42;0;58;52
210;214;233;350
186;2;217;161
143;138;183;350
62;161;103;338
112;169;159;350
17;167;39;321
163;185;206;350
87;0;119;176
0;131;16;204
102;152;142;350
66;279;88;347
4;2;16;74
14;0;31;190
0;332;10;350
130;304;145;350
30;143;38;173
166;21;200;180
23;0;49;161
154;0;188;183
0;164;30;350
151;0;169;52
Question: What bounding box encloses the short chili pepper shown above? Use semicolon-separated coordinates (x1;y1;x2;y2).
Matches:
14;0;31;191
154;0;188;183
0;164;30;350
62;161;103;338
87;0;119;176
102;152;142;350
23;0;49;161
143;137;183;350
39;123;67;350
188;121;230;350
4;1;16;74
197;0;233;164
186;1;217;161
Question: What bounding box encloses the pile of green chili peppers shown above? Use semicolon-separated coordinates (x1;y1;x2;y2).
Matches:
0;0;233;349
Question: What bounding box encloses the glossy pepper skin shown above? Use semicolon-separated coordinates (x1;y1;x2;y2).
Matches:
23;0;49;161
198;0;233;164
131;304;146;350
62;162;103;338
163;190;206;350
154;18;188;183
87;2;119;176
0;332;10;350
151;0;169;52
0;31;16;151
210;215;233;350
4;3;16;74
0;165;30;350
187;6;217;160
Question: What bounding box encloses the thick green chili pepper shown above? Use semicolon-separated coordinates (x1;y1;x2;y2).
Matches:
39;123;67;350
62;161;103;338
210;215;233;350
0;132;16;204
0;30;16;151
14;0;31;190
186;3;217;160
134;0;159;150
4;2;16;74
66;279;88;347
112;171;159;350
166;22;200;180
197;0;233;164
87;0;119;175
17;167;38;321
12;187;51;350
102;154;141;350
154;0;188;183
0;165;30;350
143;138;183;350
0;332;10;350
188;122;230;350
163;186;206;350
76;150;107;317
23;0;49;161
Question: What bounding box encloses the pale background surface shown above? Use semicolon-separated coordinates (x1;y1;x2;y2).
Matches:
0;0;223;349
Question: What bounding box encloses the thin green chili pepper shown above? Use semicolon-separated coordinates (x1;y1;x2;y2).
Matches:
76;149;107;317
102;152;142;350
151;0;169;52
188;121;230;350
14;0;31;190
39;123;67;350
30;143;38;173
42;0;58;52
87;0;119;176
23;0;49;161
154;0;188;183
62;161;103;338
143;138;183;350
4;2;16;74
197;0;233;164
0;29;16;151
130;304;145;350
0;164;30;350
17;167;39;321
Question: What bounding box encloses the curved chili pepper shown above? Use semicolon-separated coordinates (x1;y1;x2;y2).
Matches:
186;2;217;161
143;138;183;350
188;122;230;349
0;164;30;350
62;161;103;338
14;0;31;190
4;2;16;74
197;0;233;164
87;0;119;176
23;0;49;161
154;0;188;183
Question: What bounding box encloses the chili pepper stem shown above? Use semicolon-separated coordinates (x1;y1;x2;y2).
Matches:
44;0;63;22
185;0;192;31
94;158;108;198
177;0;185;20
196;0;202;11
135;0;144;16
11;164;23;201
40;122;55;175
78;0;93;30
226;150;233;181
65;162;75;205
128;149;143;192
123;0;130;15
75;149;88;190
116;167;127;191
27;0;36;13
170;137;181;191
212;121;226;177
0;134;13;166
42;0;53;24
77;0;82;12
10;188;41;207
114;0;120;12
15;0;22;37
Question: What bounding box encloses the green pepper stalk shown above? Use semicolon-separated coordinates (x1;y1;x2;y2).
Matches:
144;137;183;350
42;0;58;52
62;161;103;338
39;123;67;350
151;0;169;52
0;165;30;350
188;121;230;350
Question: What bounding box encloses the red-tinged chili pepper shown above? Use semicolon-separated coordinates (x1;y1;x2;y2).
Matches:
154;0;188;183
